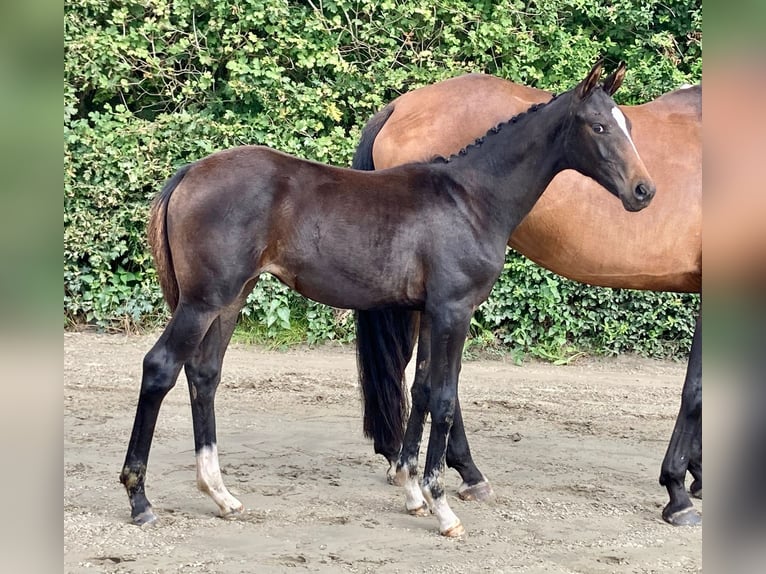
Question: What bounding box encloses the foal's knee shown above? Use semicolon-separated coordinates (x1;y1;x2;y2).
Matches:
140;348;178;398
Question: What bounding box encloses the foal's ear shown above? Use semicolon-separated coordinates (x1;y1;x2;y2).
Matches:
602;62;626;96
576;58;604;100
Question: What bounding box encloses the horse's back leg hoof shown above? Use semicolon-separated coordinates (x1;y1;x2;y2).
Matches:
386;460;398;485
441;520;465;537
132;508;158;526
220;504;245;519
663;505;702;526
457;478;494;502
408;503;429;517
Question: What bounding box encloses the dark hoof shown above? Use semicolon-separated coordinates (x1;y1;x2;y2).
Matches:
457;480;494;502
132;508;158;526
690;480;702;499
663;506;701;526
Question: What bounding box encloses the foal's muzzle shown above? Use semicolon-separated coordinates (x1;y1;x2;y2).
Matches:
624;182;655;212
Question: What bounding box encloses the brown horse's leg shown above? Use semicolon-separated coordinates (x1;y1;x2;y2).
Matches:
659;315;702;526
184;291;252;518
449;398;494;501
688;424;702;499
419;306;472;536
120;303;218;525
687;321;703;500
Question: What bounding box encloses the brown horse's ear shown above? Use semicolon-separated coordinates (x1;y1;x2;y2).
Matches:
602;62;626;96
576;58;604;100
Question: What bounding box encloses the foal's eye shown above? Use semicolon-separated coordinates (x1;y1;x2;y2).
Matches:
592;123;605;134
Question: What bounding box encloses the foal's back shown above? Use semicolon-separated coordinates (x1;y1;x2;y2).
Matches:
165;146;485;311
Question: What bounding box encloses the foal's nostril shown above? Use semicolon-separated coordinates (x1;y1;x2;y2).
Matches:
634;183;653;202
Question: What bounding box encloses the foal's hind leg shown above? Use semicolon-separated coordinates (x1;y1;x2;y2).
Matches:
185;293;251;518
659;316;702;526
396;315;432;515
120;303;219;525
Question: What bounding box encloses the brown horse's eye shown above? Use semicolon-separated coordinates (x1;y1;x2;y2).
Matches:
592;123;605;134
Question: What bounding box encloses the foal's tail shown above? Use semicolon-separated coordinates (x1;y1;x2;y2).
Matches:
356;308;418;459
350;103;395;171
147;164;192;312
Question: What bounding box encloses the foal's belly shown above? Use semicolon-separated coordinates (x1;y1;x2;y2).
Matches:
263;255;425;311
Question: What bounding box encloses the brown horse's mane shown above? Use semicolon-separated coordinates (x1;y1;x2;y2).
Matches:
428;94;560;164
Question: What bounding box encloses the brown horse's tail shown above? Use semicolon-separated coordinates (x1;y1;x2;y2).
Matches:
147;164;192;312
356;308;418;462
350;103;394;170
351;103;416;461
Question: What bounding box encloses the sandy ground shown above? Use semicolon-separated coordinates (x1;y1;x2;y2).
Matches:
64;332;701;573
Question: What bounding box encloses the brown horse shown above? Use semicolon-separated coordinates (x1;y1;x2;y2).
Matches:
121;62;655;536
352;74;702;525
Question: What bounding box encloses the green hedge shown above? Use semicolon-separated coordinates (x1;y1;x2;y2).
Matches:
65;0;701;357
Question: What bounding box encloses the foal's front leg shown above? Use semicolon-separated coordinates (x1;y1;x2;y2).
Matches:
418;307;472;536
397;315;492;509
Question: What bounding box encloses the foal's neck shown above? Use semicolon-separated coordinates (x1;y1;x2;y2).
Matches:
440;94;571;234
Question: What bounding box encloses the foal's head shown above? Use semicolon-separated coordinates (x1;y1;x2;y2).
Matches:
564;60;656;212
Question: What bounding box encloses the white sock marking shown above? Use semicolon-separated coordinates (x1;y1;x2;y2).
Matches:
196;444;243;516
404;471;427;512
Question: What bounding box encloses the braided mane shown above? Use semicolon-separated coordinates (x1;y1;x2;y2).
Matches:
430;94;560;164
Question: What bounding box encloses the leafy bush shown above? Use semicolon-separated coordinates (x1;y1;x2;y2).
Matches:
65;0;701;356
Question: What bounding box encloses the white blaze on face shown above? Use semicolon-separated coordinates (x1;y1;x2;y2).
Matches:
610;106;639;157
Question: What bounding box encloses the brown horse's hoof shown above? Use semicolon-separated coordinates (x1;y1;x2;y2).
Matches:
457;480;494;502
663;506;701;526
440;520;465;537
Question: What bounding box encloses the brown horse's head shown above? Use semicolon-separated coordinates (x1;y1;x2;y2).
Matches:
565;60;656;212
